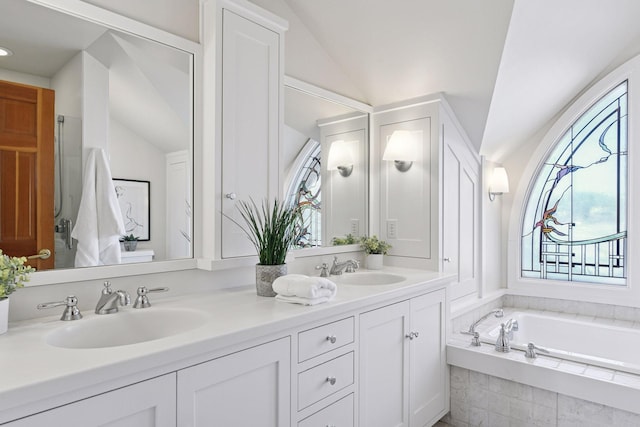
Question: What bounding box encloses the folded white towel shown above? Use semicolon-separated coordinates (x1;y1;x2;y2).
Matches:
275;295;333;306
272;274;337;299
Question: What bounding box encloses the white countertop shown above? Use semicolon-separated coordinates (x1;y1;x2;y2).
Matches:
0;268;453;422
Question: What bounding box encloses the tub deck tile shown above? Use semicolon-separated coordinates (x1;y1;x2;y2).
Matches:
584;365;615;381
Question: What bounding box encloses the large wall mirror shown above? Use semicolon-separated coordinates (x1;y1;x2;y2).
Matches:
283;77;371;253
0;0;196;284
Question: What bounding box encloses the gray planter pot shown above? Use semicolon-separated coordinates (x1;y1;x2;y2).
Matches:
255;264;287;297
123;241;138;252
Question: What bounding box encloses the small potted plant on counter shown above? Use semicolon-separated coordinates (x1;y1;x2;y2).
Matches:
121;234;139;252
0;249;35;334
233;198;299;297
360;235;391;270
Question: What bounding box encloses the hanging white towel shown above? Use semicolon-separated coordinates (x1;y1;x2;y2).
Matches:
71;148;125;267
272;274;337;299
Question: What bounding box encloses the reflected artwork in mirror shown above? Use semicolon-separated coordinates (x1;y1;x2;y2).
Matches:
283;78;370;250
0;0;194;272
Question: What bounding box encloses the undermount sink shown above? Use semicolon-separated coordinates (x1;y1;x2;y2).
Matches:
45;308;209;349
334;272;406;286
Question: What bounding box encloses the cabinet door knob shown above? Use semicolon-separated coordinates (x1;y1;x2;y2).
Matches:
225;192;237;200
443;257;451;262
326;335;337;344
405;331;419;340
326;376;337;386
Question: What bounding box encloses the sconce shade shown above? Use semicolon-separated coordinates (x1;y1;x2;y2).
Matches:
490;167;510;194
327;140;356;177
383;130;418;161
488;166;509;201
383;130;417;172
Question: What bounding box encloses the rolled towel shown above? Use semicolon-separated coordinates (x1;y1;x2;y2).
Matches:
272;274;337;299
275;295;333;306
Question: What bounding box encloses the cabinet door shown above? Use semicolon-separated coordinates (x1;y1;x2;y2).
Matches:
359;301;410;427
221;9;281;258
6;374;176;427
409;289;447;427
442;121;479;300
177;337;290;427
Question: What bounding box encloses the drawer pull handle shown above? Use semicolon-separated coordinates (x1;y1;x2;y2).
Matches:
326;425;337;427
326;376;337;386
405;331;419;340
326;335;337;344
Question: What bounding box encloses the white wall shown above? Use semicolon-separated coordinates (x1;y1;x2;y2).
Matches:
246;0;366;102
0;70;49;88
110;119;167;261
81;0;199;42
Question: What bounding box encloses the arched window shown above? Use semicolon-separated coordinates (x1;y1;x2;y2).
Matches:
521;81;627;285
285;139;322;248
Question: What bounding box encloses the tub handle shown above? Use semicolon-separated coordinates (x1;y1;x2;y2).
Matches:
525;342;550;359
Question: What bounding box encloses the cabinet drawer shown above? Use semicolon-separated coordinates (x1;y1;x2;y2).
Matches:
298;352;354;410
298;317;354;362
298;393;354;427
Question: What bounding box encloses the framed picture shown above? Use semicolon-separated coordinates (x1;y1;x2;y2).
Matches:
113;179;151;241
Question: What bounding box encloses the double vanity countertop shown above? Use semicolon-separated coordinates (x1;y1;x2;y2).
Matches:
0;268;453;423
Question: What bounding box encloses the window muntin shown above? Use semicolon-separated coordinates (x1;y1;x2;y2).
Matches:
521;81;628;284
285;140;322;248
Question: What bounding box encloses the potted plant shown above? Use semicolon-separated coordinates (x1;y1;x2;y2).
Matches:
121;234;139;252
331;233;357;246
233;199;299;297
360;235;392;270
0;250;35;334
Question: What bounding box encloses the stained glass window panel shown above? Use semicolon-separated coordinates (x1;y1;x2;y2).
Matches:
521;81;627;285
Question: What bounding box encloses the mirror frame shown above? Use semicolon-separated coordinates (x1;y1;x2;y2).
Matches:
283;76;373;258
24;0;202;287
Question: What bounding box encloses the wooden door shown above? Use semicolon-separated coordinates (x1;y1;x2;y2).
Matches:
0;80;54;270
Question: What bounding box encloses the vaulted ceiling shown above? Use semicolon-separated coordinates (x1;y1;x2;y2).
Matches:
276;0;640;162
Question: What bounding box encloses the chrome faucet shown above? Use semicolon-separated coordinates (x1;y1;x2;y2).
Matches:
463;308;504;335
95;281;131;314
329;256;359;275
524;342;549;359
504;318;519;339
37;295;83;321
495;323;511;352
460;308;504;347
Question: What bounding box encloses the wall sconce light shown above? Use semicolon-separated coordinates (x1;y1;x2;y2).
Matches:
383;130;417;172
327;140;356;177
0;46;14;57
488;166;509;201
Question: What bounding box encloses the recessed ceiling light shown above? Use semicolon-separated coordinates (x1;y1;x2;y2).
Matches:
0;47;14;57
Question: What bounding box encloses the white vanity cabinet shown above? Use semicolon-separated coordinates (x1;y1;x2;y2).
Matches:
177;337;291;426
359;288;447;427
295;316;356;427
5;374;176;427
212;0;288;259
